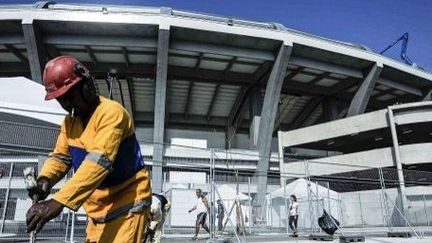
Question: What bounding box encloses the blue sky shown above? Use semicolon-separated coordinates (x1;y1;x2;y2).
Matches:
5;0;432;71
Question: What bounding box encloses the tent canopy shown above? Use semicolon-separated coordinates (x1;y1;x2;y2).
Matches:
0;77;66;125
216;184;250;201
269;178;339;200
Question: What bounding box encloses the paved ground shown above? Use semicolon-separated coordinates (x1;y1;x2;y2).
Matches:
160;235;431;243
0;235;430;243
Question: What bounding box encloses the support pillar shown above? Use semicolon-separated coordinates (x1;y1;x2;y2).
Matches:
152;25;170;193
256;42;292;215
347;62;383;117
22;19;46;83
387;106;408;216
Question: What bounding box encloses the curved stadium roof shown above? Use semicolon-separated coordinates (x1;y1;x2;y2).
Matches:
0;2;431;133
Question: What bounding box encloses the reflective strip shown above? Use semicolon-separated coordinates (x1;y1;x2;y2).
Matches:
85;152;112;171
92;198;152;223
49;152;71;165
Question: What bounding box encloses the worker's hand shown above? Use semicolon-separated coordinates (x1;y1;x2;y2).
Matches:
28;176;51;202
26;199;63;234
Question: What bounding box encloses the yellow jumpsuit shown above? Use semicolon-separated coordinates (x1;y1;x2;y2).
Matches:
39;96;152;243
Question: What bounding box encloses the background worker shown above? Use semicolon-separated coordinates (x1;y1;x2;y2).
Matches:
288;194;299;236
188;189;210;240
144;193;171;243
25;56;152;243
217;199;225;231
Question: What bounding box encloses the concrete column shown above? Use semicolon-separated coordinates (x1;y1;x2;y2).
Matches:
256;42;292;214
22;19;46;83
387;107;408;216
347;62;383;117
422;88;432;101
152;26;170;193
249;86;262;149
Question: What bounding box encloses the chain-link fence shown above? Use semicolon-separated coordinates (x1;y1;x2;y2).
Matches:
1;121;432;241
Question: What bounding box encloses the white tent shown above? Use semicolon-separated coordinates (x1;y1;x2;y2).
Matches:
0;77;66;125
269;178;339;200
216;184;250;201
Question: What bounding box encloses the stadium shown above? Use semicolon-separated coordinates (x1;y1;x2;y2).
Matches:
0;2;432;243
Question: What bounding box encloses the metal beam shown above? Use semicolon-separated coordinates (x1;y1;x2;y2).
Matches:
274;96;296;132
22;20;46;83
195;52;203;70
224;57;237;73
126;77;136;119
171;40;274;61
331;77;359;95
283;79;332;96
0;34;24;45
284;67;304;81
227;87;248;126
135;112;232;129
184;82;194;119
206;84;220;120
377;78;423;96
5;44;28;64
152;27;169;193
253;61;273;80
290;56;363;79
45;34;157;48
289;97;323;130
347;63;383;117
307;72;331;85
85;45;97;64
256;43;292;215
122;47;130;68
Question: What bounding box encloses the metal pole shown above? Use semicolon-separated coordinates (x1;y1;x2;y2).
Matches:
1;163;14;233
387;107;408;215
209;148;215;239
423;194;429;226
305;160;313;232
327;182;330;213
358;193;364;228
338;193;343;225
378;167;392;232
283;178;288;234
315;181;320;233
248;177;252;235
64;210;70;242
379;193;386;228
70;211;75;243
214;185;243;243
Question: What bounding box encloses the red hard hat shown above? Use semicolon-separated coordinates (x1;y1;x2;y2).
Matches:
43;56;88;100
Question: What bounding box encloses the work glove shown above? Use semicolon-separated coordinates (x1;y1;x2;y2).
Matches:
26;199;63;234
27;176;51;202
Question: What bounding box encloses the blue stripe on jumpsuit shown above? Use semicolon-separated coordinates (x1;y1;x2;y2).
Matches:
69;134;145;188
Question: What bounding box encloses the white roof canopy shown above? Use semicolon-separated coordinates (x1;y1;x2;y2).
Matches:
269;178;339;200
0;77;66;125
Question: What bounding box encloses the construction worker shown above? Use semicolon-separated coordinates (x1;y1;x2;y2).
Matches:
144;193;171;243
25;56;152;243
188;189;210;240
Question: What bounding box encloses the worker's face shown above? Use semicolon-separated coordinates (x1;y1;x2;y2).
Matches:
56;83;89;117
196;190;201;198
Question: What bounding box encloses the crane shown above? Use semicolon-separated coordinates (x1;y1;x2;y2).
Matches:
380;32;416;67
